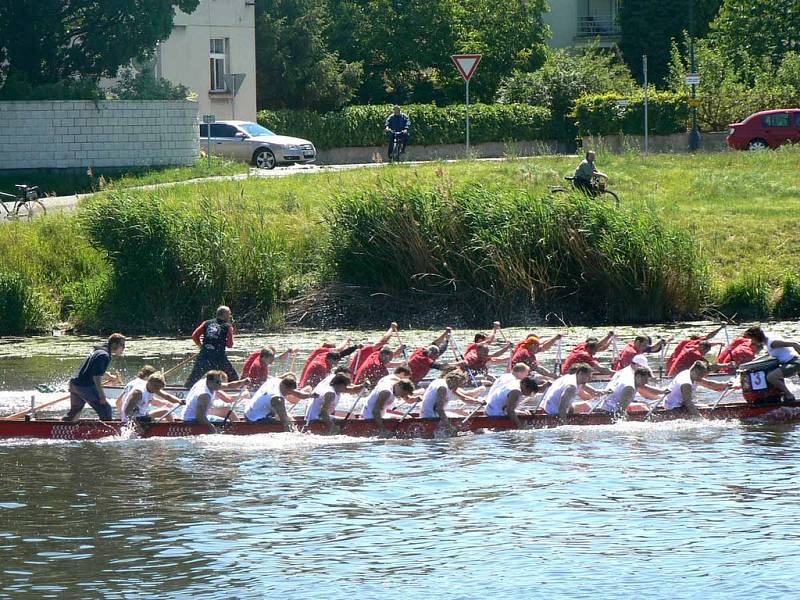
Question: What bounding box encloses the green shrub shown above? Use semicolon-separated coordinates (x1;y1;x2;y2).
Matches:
0;271;55;335
771;273;800;319
258;103;554;149
573;91;690;136
326;183;707;323
715;271;771;319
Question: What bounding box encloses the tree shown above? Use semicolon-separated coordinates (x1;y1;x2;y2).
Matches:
255;0;363;111
618;0;722;85
0;0;198;95
709;0;800;74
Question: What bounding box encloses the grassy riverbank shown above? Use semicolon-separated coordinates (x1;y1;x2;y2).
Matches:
1;147;799;333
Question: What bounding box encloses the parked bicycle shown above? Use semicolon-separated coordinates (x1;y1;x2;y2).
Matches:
550;175;620;207
0;184;46;221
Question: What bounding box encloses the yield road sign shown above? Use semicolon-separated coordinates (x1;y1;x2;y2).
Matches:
451;54;482;82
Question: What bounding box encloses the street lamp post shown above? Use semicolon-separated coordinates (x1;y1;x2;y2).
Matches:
688;0;701;151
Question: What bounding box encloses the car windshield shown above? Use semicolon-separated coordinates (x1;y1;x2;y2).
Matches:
240;123;275;137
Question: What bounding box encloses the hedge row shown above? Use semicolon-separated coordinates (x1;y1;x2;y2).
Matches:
573;92;691;136
257;104;554;150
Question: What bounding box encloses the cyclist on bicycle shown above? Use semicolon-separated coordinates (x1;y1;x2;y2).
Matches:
573;151;608;195
385;105;410;160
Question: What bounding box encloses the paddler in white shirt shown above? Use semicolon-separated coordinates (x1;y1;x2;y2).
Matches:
116;365;158;415
743;325;800;401
243;373;300;431
305;372;353;434
541;363;606;420
361;375;416;435
420;368;484;425
665;360;730;418
484;374;540;428
603;355;666;412
597;366;665;414
121;371;184;424
181;370;249;430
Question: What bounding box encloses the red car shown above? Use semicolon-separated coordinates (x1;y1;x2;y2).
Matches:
727;109;800;150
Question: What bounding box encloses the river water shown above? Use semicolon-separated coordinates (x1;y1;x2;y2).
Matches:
2;324;800;599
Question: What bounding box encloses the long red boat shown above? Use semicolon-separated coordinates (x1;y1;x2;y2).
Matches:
2;401;799;441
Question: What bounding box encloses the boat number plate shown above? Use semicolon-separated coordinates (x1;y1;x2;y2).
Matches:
749;371;768;390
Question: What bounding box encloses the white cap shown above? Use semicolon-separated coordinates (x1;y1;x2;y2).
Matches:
631;354;649;367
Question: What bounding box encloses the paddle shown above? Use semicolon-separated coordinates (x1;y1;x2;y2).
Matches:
340;387;369;432
154;400;185;424
392;397;422;436
163;352;198;380
6;393;71;420
644;392;670;421
221;386;248;426
459;395;489;427
709;385;735;411
554;339;562;376
394;329;409;362
448;333;479;387
659;338;670;380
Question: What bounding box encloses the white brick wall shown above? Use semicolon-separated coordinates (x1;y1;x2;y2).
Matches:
0;100;200;170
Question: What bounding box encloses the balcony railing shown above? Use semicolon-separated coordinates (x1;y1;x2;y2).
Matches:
576;15;621;38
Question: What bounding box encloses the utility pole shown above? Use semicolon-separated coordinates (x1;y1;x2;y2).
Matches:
688;0;701;151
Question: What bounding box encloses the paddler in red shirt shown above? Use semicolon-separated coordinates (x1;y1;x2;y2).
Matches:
462;341;512;378
508;333;562;378
666;340;715;377
354;345;407;386
665;324;726;374
717;337;763;371
242;346;296;388
407;328;452;383
560;332;615;375
299;338;360;389
613;334;668;370
349;322;400;374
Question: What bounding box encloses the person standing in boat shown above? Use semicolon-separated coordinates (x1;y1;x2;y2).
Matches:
560;333;615;376
185;306;238;388
742;326;800;401
181;370;249;430
122;371;185;424
243;373;300;431
484;373;540;428
613;335;668;370
665;361;730;417
541;363;606;420
62;333;126;421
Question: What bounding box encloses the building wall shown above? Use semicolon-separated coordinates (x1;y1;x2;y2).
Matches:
0;101;199;170
545;1;579;49
157;0;257;121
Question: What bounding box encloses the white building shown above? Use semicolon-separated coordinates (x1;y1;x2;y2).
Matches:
545;0;620;49
155;0;257;121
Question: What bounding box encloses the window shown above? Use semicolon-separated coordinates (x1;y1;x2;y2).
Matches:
200;124;208;137
210;38;227;91
762;112;790;127
795;112;800;127
209;124;239;138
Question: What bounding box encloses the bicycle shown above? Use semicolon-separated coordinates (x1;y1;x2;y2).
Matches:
550;175;620;207
388;130;407;164
0;184;46;221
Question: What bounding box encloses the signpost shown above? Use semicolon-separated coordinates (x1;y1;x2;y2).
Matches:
643;55;649;157
202;114;216;168
451;54;482;158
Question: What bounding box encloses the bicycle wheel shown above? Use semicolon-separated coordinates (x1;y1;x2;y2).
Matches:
601;189;620;208
14;200;46;221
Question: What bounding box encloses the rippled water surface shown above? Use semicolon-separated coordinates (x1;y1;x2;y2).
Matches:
2;324;800;599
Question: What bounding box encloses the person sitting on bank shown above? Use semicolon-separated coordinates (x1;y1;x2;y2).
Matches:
185;306;238;388
63;333;126;422
573;151;608;194
742;326;800;402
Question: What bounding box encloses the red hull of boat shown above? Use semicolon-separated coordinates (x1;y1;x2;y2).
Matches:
1;401;798;441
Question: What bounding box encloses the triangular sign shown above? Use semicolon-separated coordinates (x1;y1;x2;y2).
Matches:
451;54;482;82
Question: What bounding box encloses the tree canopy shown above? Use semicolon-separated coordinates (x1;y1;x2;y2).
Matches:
618;0;722;84
0;0;198;97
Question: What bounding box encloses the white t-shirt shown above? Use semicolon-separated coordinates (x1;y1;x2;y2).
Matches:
766;334;799;364
121;378;154;423
665;369;696;410
182;379;216;421
601;370;635;413
485;375;521;417
361;376;398;419
542;374;578;416
305;382;340;421
243;377;281;422
421;379;457;419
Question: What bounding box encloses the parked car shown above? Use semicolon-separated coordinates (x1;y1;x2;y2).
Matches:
199;120;316;169
726;109;800;151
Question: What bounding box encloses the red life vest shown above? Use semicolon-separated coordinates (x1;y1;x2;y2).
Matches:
354;351;388;385
613;342;639;371
408;348;435;383
666;339;701;372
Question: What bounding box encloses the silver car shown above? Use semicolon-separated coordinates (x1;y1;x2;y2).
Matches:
198;120;316;169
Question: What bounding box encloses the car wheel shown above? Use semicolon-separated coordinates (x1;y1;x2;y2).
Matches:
747;138;769;151
253;148;276;169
